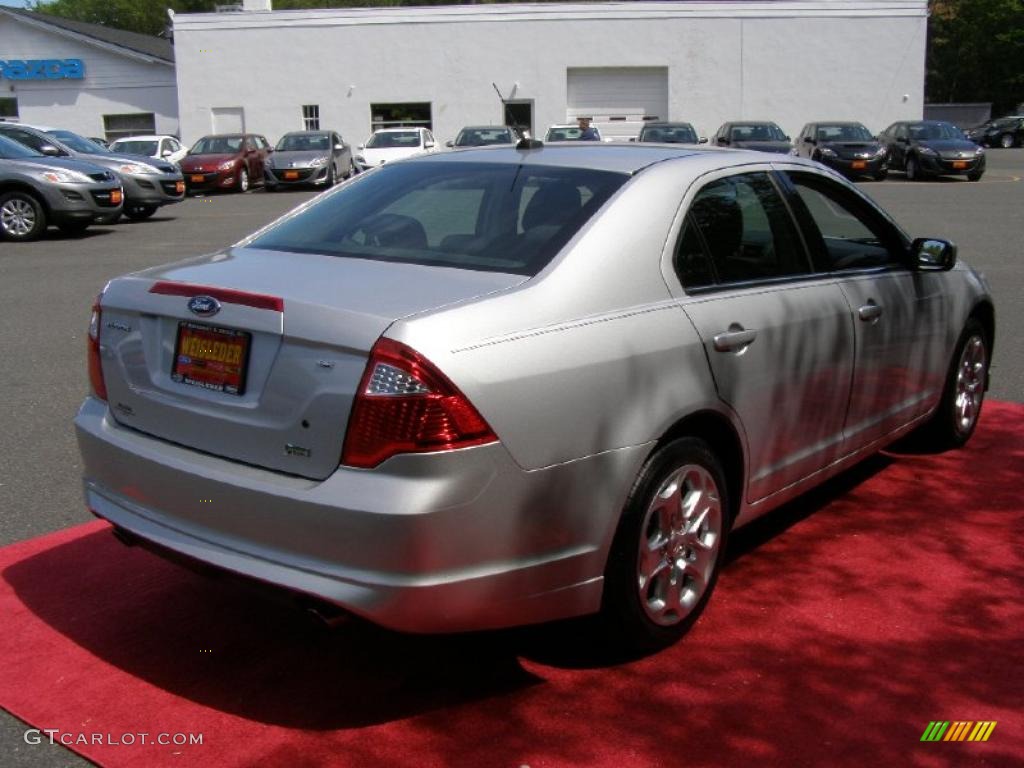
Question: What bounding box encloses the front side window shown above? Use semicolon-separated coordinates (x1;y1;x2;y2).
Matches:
0;127;55;153
683;172;808;285
248;161;628;275
784;172;907;271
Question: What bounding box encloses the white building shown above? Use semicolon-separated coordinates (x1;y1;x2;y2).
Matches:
0;8;178;140
172;0;928;148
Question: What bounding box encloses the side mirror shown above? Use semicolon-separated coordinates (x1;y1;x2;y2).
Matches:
912;238;957;271
803;136;815;144
161;149;173;157
334;143;343;150
425;141;435;149
897;137;909;144
357;143;365;150
40;144;61;156
445;140;454;148
717;138;730;146
698;137;708;144
784;135;791;141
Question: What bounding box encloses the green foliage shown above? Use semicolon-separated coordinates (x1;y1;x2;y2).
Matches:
927;0;1024;114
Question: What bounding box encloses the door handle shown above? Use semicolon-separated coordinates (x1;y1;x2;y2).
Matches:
713;327;758;352
858;302;883;322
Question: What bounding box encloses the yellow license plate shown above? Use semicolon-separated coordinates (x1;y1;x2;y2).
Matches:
952;161;968;169
191;174;204;183
172;322;251;396
851;161;866;170
110;189;122;205
175;181;185;193
284;171;299;180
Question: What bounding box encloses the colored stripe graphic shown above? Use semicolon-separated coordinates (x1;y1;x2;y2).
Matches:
921;721;996;742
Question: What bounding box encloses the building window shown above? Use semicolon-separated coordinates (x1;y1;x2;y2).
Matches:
0;97;18;120
302;104;320;131
103;113;156;142
370;102;432;132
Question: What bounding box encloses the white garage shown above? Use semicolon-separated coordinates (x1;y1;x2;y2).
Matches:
172;1;928;149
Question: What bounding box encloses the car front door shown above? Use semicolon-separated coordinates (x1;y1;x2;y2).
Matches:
779;169;949;448
673;169;855;503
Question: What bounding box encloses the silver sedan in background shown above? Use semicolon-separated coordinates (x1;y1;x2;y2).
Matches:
264;130;354;190
75;144;993;651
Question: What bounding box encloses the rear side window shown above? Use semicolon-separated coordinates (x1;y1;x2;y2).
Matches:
681;172;808;285
248;161;628;275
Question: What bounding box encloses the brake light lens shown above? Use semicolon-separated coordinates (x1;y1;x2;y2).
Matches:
87;296;107;401
341;338;497;468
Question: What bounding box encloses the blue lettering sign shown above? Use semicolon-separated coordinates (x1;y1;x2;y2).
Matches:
0;59;85;80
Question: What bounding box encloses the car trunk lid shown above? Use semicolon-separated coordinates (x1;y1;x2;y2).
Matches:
98;246;524;479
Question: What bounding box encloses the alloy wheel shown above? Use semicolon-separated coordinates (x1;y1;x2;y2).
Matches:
1;197;36;237
636;463;723;627
953;334;987;436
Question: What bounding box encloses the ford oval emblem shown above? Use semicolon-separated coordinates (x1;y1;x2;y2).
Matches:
188;295;221;317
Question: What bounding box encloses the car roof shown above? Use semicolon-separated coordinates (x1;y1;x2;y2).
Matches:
373;127;423;133
643;122;694;127
459;125;512;131
111;135;173;141
412;142;818;175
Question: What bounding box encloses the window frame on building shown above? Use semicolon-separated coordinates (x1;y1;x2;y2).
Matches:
102;112;156;142
302;104;320;131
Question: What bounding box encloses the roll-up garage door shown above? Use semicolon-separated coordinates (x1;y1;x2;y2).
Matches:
566;67;668;141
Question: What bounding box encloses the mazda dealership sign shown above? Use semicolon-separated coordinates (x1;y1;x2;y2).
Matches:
0;58;85;80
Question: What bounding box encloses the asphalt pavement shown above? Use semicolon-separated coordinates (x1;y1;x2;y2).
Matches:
1;150;1022;767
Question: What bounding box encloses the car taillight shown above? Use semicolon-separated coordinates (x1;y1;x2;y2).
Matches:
87;296;107;401
341;338;496;468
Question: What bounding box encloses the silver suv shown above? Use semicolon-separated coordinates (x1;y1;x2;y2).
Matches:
0;123;184;222
0;134;123;241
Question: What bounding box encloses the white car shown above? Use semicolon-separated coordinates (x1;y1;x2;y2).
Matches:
354;127;437;171
109;135;188;167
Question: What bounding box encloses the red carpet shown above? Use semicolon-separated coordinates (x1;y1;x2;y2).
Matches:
2;403;1023;768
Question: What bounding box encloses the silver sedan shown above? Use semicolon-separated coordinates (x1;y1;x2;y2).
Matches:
75;144;994;650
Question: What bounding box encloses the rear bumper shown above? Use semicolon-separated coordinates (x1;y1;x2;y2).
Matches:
75;397;645;633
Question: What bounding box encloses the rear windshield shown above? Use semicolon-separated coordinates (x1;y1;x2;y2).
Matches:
367;131;421;149
248;161;629;275
112;140;158;156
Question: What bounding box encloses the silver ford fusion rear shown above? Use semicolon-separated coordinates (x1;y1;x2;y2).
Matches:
76;144;994;650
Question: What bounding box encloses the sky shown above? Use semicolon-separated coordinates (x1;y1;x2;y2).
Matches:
0;0;33;7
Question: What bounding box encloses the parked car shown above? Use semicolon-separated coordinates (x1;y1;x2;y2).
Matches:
713;121;793;154
878;120;985;181
265;130;354;190
180;133;272;194
76;144;993;651
0;123;184;221
965;116;1024;149
0;133;122;240
544;123;604;142
795;121;889;180
446;125;519;148
353;128;437;171
109;135;188;167
635;122;705;144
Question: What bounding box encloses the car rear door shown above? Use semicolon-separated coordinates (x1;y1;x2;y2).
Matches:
778;169;949;448
672;169;855;503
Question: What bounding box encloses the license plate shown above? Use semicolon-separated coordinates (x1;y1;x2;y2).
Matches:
284;170;299;180
110;189;122;204
172;322;251;396
175;181;185;193
851;161;866;170
191;174;205;183
952;161;968;169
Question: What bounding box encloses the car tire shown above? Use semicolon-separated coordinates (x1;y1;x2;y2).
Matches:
600;436;730;653
123;204;158;221
237;167;249;193
999;133;1015;149
346;158;356;178
0;190;47;242
917;318;989;449
57;221;90;236
327;164;336;187
874;169;889;181
905;155;919;181
966;170;984;182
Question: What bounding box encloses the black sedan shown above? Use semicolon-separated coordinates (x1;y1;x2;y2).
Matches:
878;120;985;182
712;121;792;154
795;122;888;180
966;116;1023;149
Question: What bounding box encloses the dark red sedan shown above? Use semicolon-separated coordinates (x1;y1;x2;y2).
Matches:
180;134;271;193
